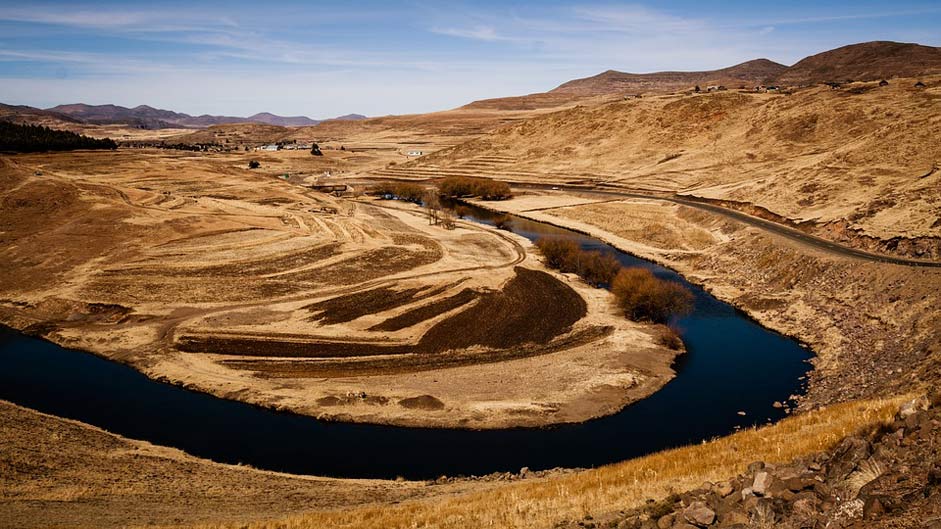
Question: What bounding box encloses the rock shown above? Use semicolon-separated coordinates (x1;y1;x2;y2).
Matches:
682;501;715;527
519;466;531;478
717;509;749;527
672;524;700;529
784;476;815;492
747;461;766;473
752;471;771;496
773;401;784;408
827;437;870;481
737;411;746;416
792;497;818;517
899;397;929;418
862;496;886;520
715;481;734;498
655;513;673;529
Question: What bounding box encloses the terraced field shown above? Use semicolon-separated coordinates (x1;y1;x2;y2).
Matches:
0;149;677;428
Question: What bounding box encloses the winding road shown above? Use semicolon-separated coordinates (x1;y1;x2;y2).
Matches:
512;183;941;268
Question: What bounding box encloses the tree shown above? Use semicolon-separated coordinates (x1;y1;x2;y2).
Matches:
423;189;441;225
248;160;260;169
0;121;117;153
311;143;323;156
440;208;456;230
611;268;693;324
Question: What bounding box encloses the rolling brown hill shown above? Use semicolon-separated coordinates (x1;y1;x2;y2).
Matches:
551;58;787;96
401;75;941;245
775;41;941;85
464;59;787;110
0;103;82;128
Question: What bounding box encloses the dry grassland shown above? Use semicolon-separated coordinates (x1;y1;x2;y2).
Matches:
187;397;906;529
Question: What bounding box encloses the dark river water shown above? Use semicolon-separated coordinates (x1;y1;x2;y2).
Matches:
0;203;812;479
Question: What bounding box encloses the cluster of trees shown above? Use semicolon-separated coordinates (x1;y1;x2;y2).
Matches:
535;238;621;287
422;191;455;229
536;237;693;323
369;182;425;203
611;268;694;324
437;176;512;201
0;122;117;153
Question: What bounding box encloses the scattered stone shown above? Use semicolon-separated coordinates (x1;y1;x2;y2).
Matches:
655;513;673;529
682;501;715;527
752;471;771;496
715;481;734;498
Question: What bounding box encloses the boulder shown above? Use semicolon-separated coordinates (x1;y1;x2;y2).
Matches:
655;513;673;529
683;501;716;527
715;481;734;498
752;472;771;496
827;437;870;481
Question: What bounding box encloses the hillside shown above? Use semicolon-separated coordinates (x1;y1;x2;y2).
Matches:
775;41;941;85
0;103;81;128
399;76;941;250
464;59;787;111
552;58;787;96
167;122;292;144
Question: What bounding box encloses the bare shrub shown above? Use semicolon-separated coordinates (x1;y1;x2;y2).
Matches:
535;238;620;287
612;268;694;323
438;176;512;200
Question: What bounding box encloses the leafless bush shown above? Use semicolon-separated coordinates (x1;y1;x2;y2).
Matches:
612;268;694;323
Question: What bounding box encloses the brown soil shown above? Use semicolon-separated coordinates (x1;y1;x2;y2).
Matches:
304;283;452;325
369;288;477;331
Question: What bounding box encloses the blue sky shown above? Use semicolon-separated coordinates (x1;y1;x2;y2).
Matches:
0;1;939;118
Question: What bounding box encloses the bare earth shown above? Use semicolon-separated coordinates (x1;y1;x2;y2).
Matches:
0;149;677;429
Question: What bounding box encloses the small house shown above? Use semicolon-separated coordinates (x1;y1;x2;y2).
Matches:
914;81;926;88
406;150;424;156
878;80;889;87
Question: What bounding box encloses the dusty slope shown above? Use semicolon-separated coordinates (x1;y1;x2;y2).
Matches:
400;76;941;257
551;58;787;96
0;400;453;529
775;41;941;85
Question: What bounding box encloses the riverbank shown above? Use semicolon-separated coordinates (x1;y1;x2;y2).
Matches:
0;151;680;429
467;191;941;409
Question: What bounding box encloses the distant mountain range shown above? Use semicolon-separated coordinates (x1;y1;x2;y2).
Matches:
465;41;941;110
0;102;366;130
3;41;939;128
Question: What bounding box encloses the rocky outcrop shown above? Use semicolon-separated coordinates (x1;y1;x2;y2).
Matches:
557;394;941;529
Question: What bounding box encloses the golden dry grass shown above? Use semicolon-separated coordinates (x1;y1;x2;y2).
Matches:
186;395;907;529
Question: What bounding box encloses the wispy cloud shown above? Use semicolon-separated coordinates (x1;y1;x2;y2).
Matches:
0;1;938;116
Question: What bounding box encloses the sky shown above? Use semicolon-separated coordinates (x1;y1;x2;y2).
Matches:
1;1;939;118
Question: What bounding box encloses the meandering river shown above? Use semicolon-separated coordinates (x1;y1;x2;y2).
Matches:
0;205;811;479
